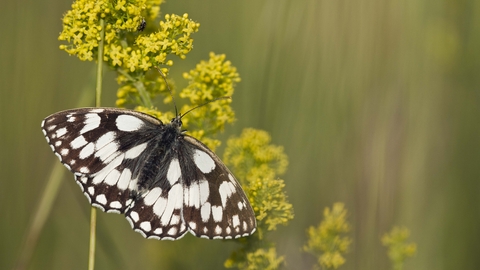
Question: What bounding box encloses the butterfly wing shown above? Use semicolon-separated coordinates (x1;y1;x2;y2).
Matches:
181;136;257;239
42;107;257;240
41;108;162;213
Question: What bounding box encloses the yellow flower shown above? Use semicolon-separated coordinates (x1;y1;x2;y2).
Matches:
382;226;417;270
304;203;352;269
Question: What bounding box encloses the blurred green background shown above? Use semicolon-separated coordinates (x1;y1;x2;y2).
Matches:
2;0;480;269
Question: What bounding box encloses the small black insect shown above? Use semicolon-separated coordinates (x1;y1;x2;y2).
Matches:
137;18;146;31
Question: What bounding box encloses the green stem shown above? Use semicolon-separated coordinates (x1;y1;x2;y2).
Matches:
89;17;105;270
117;69;152;108
96;19;105;107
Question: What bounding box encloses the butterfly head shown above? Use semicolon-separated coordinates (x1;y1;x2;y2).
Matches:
170;115;183;129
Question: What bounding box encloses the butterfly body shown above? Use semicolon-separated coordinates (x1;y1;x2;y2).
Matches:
42;108;256;240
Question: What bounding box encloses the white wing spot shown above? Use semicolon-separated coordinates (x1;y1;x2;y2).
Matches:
153;228;163;235
96;194;107;205
46;124;56;131
80;113;101;134
95;131;116;150
116;115;144;132
87;186;95;195
199;179;210;205
55;127;67;138
60;148;69;156
70;135;88;149
144;187;162;206
79;176;88;183
67;116;76;122
130;211;139;222
110;201;122;209
226;227;231;234
79;142;95;159
117;169;132;190
168;227;178;236
128;177;138;191
185;181;199;208
200;202;211;222
104;169;121;186
153;196;167;217
94;140;119;162
237;201;244;210
125;142;148;159
212;205;223;222
79;167;90;174
170;215;180;225
55;141;62;147
215;225;222;235
189;222;197;230
166;159;181;185
219;181;236;207
193;149;215;173
140;221;152;232
232;215;240;228
160;184;183;226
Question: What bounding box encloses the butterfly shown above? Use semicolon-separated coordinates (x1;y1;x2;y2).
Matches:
41;107;257;240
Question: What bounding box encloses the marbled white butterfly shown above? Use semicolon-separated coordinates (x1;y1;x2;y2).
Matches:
41;107;256;240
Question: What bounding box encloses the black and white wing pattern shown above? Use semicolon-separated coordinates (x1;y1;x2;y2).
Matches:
41;108;256;240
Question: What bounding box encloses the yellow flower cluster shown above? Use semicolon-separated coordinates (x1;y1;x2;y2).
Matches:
133;106;175;125
382;226;417;270
224;128;292;269
304;203;352;269
225;247;284;270
59;0;162;61
59;0;199;73
118;14;199;72
177;52;240;149
223;128;288;181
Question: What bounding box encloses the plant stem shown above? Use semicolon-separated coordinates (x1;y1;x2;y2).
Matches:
96;19;105;108
117;68;152;108
89;17;105;270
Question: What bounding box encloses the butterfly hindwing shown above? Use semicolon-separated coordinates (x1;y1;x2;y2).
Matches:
41;107;257;240
182;136;257;239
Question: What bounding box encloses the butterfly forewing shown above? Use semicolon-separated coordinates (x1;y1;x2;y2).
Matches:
41;107;256;240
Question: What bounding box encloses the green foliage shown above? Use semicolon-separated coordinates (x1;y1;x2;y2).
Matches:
381;226;417;270
304;203;352;269
224;129;293;269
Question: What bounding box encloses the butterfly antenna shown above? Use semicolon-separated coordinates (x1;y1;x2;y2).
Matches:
155;67;178;117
